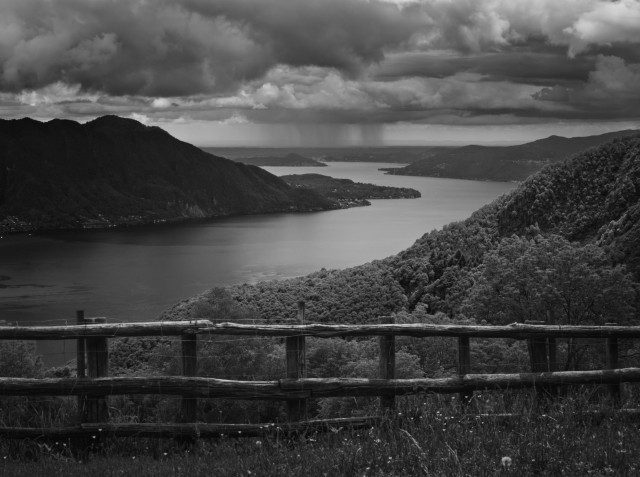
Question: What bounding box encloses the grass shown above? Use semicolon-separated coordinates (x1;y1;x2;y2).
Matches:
3;391;640;476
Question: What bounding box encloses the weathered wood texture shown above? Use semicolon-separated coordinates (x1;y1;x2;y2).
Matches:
607;324;621;404
0;417;380;440
76;310;86;423
458;336;472;405
286;302;307;421
0;320;211;340
379;316;395;411
2;368;640;399
5;321;640;340
84;317;109;423
181;332;198;422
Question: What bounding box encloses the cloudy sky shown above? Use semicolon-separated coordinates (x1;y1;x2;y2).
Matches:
1;0;640;146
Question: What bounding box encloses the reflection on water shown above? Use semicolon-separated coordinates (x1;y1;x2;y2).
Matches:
0;163;515;337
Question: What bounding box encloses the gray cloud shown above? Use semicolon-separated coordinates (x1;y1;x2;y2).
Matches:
372;51;595;86
532;55;640;119
0;0;426;96
1;0;640;130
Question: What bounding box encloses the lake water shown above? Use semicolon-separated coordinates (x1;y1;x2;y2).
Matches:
0;163;515;362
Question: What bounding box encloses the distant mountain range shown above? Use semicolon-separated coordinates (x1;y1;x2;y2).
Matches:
0;116;337;233
225;153;327;167
202;146;451;164
383;130;640;182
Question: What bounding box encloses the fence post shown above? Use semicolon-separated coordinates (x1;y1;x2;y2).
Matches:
286;301;307;421
379;316;396;412
526;320;549;399
84;317;109;423
76;310;86;423
606;323;621;406
546;337;559;397
181;331;198;423
457;336;472;406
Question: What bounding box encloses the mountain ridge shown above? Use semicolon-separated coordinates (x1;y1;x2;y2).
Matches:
384;130;640;182
0;116;337;233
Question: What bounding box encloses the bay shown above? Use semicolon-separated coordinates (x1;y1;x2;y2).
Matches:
0;163;515;363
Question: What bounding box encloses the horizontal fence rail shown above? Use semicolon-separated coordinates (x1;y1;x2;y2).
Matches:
2;321;640;340
2;305;639;442
2;368;640;399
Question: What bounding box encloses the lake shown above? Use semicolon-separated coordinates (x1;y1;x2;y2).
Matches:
0;163;515;362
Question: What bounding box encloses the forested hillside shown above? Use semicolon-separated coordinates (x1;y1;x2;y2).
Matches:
164;134;640;329
0;116;336;233
384;130;639;182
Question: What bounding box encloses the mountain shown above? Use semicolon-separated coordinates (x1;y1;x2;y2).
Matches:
163;134;640;326
384;130;640;182
228;153;327;167
0;116;336;233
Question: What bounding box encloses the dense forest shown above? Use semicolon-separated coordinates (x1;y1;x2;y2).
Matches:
4;134;640;427
166;134;640;326
151;135;640;419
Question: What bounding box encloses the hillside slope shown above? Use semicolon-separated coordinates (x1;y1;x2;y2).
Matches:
385;130;639;182
0;116;335;233
162;134;640;325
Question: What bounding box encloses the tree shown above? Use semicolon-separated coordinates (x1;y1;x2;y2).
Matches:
462;234;638;369
463;234;637;326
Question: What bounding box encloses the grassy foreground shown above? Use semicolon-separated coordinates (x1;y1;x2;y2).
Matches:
2;392;640;476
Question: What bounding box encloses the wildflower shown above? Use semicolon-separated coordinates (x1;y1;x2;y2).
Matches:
501;456;512;468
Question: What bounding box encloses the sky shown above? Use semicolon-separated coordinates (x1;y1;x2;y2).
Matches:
1;0;640;146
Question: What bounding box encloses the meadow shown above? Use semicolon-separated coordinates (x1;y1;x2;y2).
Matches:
2;390;640;476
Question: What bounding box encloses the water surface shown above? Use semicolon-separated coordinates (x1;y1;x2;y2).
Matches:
0;163;515;341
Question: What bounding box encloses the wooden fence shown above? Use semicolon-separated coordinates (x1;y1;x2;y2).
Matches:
1;303;640;440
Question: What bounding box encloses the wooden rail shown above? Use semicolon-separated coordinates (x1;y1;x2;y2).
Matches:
1;306;638;441
1;369;639;398
2;321;640;340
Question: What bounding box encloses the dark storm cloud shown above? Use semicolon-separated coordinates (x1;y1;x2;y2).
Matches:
373;52;595;86
0;0;275;95
532;55;640;119
0;0;426;96
177;0;427;73
1;0;640;129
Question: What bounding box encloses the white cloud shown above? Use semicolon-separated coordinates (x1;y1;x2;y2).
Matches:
585;55;640;99
151;97;172;109
18;82;99;106
565;0;640;56
128;112;151;124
